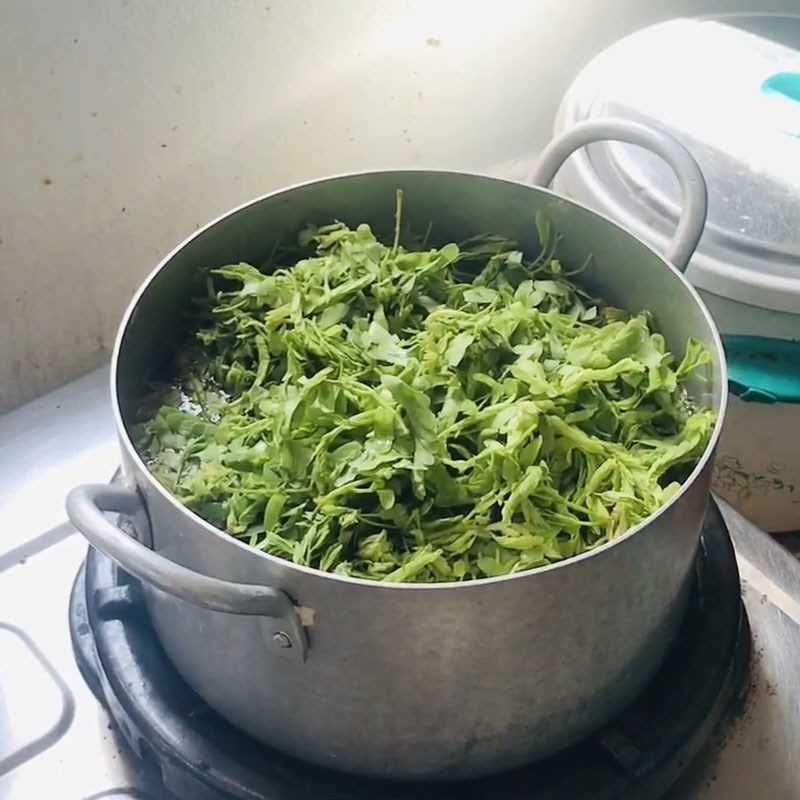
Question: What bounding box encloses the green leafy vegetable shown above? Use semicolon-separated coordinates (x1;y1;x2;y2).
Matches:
135;202;715;583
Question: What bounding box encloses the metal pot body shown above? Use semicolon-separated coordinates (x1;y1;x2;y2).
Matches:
134;452;712;779
68;138;727;780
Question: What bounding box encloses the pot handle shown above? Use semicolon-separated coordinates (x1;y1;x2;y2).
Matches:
531;119;708;273
66;483;308;661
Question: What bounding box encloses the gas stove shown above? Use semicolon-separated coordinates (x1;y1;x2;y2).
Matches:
2;367;800;799
66;498;748;800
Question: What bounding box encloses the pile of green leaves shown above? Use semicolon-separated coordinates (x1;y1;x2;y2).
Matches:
136;202;715;583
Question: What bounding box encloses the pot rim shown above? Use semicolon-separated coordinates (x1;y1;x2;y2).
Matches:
111;168;728;591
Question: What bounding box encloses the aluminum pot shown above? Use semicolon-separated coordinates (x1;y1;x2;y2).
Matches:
66;119;726;781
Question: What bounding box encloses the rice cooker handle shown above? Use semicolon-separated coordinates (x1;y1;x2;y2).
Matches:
66;483;308;661
531;119;708;273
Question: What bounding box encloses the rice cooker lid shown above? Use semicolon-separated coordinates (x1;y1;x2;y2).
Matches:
553;15;800;315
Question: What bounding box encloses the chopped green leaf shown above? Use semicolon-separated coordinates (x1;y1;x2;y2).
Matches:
135;204;715;582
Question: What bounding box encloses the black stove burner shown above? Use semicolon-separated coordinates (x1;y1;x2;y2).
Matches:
69;501;749;800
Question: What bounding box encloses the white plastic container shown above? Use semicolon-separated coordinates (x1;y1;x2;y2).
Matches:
551;15;800;531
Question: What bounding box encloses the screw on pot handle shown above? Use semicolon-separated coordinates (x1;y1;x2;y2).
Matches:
531;119;708;273
66;483;308;661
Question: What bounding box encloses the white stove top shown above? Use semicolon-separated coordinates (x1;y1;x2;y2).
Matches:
1;367;799;799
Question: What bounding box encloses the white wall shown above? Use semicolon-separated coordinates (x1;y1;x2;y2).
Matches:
0;0;794;411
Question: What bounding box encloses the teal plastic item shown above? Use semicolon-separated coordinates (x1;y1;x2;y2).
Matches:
722;335;800;404
761;72;800;105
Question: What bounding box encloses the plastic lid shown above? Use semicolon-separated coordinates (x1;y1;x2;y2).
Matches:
554;16;800;314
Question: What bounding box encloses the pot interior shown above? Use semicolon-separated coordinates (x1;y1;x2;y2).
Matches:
115;170;725;437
